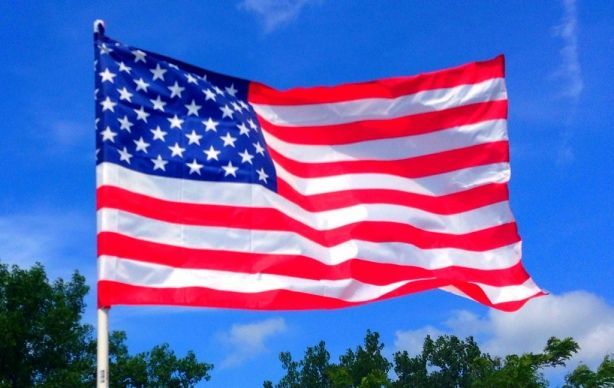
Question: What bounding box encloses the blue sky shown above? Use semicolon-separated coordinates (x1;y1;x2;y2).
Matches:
1;0;612;386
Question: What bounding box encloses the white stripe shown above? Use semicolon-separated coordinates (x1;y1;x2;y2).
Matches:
98;255;540;304
253;78;506;127
263;119;508;162
98;255;415;303
440;278;542;304
275;162;510;196
97;164;515;234
98;160;510;199
97;208;521;270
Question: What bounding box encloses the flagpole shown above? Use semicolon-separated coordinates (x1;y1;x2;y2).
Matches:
97;307;109;387
94;18;109;388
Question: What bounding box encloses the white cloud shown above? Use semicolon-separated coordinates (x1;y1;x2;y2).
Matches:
552;0;583;101
238;0;315;33
395;291;614;368
217;317;287;368
394;325;444;356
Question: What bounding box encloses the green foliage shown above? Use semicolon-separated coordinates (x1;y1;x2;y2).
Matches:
0;262;95;387
266;330;589;388
264;330;392;388
394;335;499;388
109;331;212;388
564;355;614;388
476;337;579;388
0;262;212;387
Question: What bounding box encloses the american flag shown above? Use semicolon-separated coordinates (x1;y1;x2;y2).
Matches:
95;31;544;312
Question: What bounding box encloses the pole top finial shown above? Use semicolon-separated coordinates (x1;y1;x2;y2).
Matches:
93;19;106;35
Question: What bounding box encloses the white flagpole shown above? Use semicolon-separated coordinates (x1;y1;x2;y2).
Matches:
97;307;110;387
94;18;109;388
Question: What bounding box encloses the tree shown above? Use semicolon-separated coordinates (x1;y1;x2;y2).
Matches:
475;336;579;388
264;331;392;388
394;335;498;388
0;262;95;387
336;330;392;387
564;355;614;388
0;262;212;387
266;330;586;388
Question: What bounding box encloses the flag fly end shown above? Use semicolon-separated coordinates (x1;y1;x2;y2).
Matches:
93;19;105;35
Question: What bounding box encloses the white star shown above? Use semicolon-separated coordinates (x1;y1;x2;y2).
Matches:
99;43;113;55
99;68;116;83
118;147;133;164
213;85;224;95
203;146;220;161
253;141;265;155
134;106;150;122
134;78;150;92
151;155;168;171
168;142;186;158
256;168;269;183
185;100;202;116
239;149;254;165
133;137;150;153
117;87;133;102
237;123;250;136
100;97;116;112
150;64;167;81
231;101;241;112
220;132;237;147
150;95;167;111
168;82;185;98
168;115;184;129
150;125;167;141
203;88;216;101
117;115;133;132
185;73;198;84
225;84;238;97
185;130;202;145
203;118;218;132
118;62;132;73
186;159;204;175
168;63;179;70
247;118;257;130
100;126;117;142
240;101;250;110
132;49;146;63
222;161;238;177
220;105;233;119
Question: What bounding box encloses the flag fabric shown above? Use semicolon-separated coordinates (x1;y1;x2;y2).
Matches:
95;30;544;312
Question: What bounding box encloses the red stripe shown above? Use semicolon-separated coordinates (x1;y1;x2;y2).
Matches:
97;278;544;312
248;56;504;105
97;186;520;251
98;279;448;310
259;100;507;145
276;181;510;214
98;232;530;287
269;141;509;179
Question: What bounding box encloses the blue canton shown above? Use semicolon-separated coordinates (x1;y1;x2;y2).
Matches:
94;33;277;191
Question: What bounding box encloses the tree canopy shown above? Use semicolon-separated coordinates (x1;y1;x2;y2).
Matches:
0;262;212;387
265;330;612;388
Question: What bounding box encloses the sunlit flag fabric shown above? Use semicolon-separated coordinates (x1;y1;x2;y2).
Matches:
95;30;544;312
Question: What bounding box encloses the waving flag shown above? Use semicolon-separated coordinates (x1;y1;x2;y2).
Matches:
95;30;544;312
